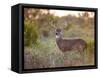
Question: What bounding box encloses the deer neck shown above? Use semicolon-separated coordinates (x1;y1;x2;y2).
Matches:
56;35;62;42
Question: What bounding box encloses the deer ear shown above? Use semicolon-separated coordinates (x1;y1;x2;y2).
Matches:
59;28;62;32
60;30;63;34
55;27;57;32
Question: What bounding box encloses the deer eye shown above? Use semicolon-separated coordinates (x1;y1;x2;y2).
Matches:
56;33;58;35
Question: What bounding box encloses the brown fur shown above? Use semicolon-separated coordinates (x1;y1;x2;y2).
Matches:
55;29;87;52
56;38;87;52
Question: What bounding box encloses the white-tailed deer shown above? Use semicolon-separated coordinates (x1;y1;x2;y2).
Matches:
55;28;87;53
49;21;87;53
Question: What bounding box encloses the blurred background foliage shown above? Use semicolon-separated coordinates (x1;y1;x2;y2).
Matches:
24;8;95;69
24;20;38;46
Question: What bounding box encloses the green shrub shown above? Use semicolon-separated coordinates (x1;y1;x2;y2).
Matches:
24;20;38;46
64;23;74;31
87;39;94;53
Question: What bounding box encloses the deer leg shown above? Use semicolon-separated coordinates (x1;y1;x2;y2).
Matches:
76;45;85;65
83;46;87;65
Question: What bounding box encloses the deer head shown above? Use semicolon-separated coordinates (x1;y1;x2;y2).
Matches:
55;28;63;39
48;20;68;38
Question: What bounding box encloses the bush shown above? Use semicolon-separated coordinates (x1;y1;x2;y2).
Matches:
24;20;38;46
